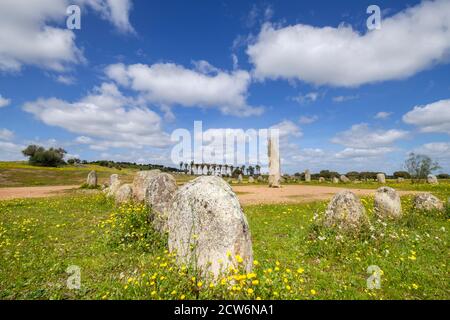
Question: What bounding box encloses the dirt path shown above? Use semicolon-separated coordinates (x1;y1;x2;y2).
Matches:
0;185;79;201
232;185;416;205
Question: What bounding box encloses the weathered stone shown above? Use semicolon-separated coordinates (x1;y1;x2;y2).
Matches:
374;187;402;219
115;184;133;205
168;176;253;277
237;174;243;183
86;170;97;187
248;176;254;183
145;173;178;234
397;177;405;183
105;174;121;197
413;193;444;212
427;174;438;185
377;173;386;184
319;177;325;183
332;177;339;184
268;136;281;188
340;175;350;183
257;176;264;182
305;170;311;182
132;170;161;202
324;190;367;231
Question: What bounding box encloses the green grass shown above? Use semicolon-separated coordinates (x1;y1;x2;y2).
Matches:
1;189;448;300
0;162;138;188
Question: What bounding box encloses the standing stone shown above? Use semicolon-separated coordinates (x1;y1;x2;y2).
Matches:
397;177;405;183
145;173;178;234
268;136;281;188
377;173;386;184
324;190;367;231
237;174;243;183
332;177;339;184
115;184;133;205
168;176;253;277
305;170;311;182
427;174;438;185
248;176;255;183
374;187;402;219
319;177;325;183
413;193;444;212
86;170;97;187
105;174;121;197
340;175;350;183
257;176;264;182
132;170;161;202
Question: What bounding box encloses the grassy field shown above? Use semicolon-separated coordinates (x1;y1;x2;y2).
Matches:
0;187;448;300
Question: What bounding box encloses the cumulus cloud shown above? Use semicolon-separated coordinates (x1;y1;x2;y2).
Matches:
331;123;409;149
23;83;171;150
403;99;450;134
335;147;395;159
332;95;358;103
105;62;263;117
0;95;11;108
0;128;14;141
292;92;320;104
375;111;392;120
0;141;25;161
271;120;302;138
413;142;450;169
247;0;450;87
0;0;134;72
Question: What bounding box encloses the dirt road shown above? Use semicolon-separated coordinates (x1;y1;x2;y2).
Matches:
0;184;416;204
232;185;416;205
0;185;79;201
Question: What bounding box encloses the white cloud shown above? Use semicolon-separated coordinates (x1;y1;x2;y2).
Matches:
0;128;14;141
105;62;263;117
298;115;318;124
247;0;450;87
292;92;319;104
335;147;394;159
331;123;409;148
332;95;359;103
403;99;450;134
0;0;134;72
375;111;392;120
56;75;76;85
23;83;171;150
271;120;302;138
0;141;25;161
0;95;11;108
75;136;93;144
413;142;450;170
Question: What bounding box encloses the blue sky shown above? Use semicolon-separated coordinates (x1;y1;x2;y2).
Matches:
0;0;449;174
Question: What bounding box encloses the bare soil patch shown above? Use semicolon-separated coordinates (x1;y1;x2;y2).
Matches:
232;185;417;205
0;185;79;201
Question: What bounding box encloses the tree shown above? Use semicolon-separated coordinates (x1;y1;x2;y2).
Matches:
404;153;440;183
22;145;67;167
393;171;411;179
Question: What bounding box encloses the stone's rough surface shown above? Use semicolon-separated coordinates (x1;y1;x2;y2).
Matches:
257;176;264;182
377;173;386;184
332;177;339;184
374;187;402;219
86;171;97;187
397;177;405;183
325;190;367;231
105;174;121;197
132;170;161;202
248;176;255;183
115;184;133;205
145;173;178;234
427;174;438;185
268;136;281;188
413;193;444;212
319;177;325;183
340;175;350;183
168;176;253;277
305;170;311;182
237;174;243;183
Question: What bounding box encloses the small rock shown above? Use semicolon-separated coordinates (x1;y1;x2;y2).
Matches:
413;193;444;212
427;174;438;185
377;173;386;184
340;175;350;183
248;176;255;183
374;187;402;219
325;190;367;231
